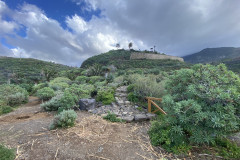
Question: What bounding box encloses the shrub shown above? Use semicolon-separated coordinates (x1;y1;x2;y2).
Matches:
49;77;71;91
96;87;115;105
0;106;13;115
127;92;139;103
75;76;89;84
36;87;55;101
0;144;15;160
103;112;123;122
212;138;240;159
57;91;77;112
41;93;63;111
49;110;77;130
19;83;34;93
0;84;28;106
149;64;240;151
32;83;48;94
113;76;124;85
88;76;104;84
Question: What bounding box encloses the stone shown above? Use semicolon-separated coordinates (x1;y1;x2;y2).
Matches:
78;99;96;111
125;101;131;105
228;132;240;146
134;114;148;121
146;113;156;120
122;112;128;115
122;116;134;122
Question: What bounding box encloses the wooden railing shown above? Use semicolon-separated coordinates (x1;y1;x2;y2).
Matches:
146;97;167;115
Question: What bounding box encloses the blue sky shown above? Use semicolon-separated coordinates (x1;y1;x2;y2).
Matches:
0;0;240;66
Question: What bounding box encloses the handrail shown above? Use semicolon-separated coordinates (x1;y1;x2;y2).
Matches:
146;97;167;115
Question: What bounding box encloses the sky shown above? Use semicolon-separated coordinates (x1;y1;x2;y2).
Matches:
0;0;240;66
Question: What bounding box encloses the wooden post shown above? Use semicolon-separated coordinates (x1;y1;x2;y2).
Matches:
148;98;151;113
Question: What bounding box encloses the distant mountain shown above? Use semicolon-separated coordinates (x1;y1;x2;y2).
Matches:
183;47;240;64
0;57;72;84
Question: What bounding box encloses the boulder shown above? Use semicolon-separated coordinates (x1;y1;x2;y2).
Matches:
146;113;156;120
134;114;148;121
122;116;134;122
78;99;96;111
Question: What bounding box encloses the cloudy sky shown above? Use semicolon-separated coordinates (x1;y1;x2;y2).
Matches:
0;0;240;66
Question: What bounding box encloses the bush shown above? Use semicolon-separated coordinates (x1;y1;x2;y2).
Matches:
75;76;89;84
96;87;115;105
65;84;95;99
49;77;71;91
88;76;104;84
57;91;77;112
19;83;34;93
41;93;63;111
212;138;240;159
149;64;240;151
0;106;13;115
103;112;123;122
36;87;55;100
49;110;77;130
32;83;48;94
127;92;139;103
127;74;165;101
0;84;28;106
0;144;15;160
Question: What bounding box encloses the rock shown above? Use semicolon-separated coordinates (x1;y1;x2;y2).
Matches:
78;99;96;111
122;112;128;115
146;113;156;120
117;100;124;105
134;114;148;121
125;101;131;105
228;132;240;146
122;116;134;122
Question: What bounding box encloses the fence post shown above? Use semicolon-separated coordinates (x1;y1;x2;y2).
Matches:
148;98;151;113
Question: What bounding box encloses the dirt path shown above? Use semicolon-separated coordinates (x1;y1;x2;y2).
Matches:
0;97;177;160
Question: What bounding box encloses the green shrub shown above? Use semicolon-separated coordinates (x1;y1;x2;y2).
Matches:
149;64;240;152
212;138;240;159
0;144;15;160
103;112;123;122
88;76;104;84
75;76;89;84
49;110;77;130
0;106;13;115
50;77;71;84
0;84;28;106
127;92;139;103
127;84;136;93
49;77;71;91
19;83;34;93
32;83;48;94
96;87;115;105
36;87;55;100
41;93;63;111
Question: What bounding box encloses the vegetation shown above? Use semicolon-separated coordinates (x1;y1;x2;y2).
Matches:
0;144;15;160
36;87;55;101
103;112;123;122
0;57;72;85
50;110;77;130
149;64;240;154
96;87;115;105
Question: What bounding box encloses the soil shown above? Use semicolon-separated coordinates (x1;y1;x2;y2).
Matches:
0;97;222;160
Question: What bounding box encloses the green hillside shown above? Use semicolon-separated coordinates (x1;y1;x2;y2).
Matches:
0;57;72;84
81;49;189;71
183;47;240;64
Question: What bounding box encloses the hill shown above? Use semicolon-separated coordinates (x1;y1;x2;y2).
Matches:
183;47;240;64
0;57;72;84
81;49;189;71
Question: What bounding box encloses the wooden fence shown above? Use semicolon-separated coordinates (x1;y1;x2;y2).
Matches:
146;97;167;115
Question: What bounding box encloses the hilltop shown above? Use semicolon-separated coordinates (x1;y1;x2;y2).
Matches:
81;49;189;71
0;57;73;84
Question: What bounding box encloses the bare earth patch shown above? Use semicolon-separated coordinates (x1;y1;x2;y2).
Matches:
0;97;218;160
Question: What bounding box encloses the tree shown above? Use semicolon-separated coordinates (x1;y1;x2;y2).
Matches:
116;43;120;49
42;67;57;82
128;42;133;50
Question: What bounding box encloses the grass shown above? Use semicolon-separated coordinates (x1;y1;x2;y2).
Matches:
0;144;15;160
103;112;123;122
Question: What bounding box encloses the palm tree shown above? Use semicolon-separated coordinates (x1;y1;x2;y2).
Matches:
116;43;120;49
128;42;133;50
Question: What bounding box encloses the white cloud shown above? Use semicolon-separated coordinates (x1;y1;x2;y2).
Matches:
1;0;240;66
